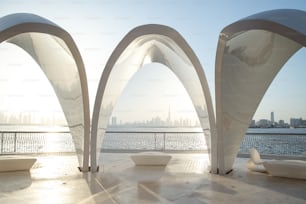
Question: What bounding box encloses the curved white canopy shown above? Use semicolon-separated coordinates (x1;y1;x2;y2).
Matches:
91;24;217;172
0;13;90;171
215;9;306;174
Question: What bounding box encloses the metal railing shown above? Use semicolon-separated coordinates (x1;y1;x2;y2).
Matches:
1;130;305;157
0;130;207;154
0;130;73;154
102;131;206;152
240;133;306;156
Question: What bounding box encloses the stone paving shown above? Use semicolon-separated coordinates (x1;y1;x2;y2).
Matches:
0;153;305;204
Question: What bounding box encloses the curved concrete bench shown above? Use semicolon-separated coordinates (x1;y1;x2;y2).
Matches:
246;148;267;173
263;160;306;180
0;156;37;172
247;148;306;179
130;152;172;166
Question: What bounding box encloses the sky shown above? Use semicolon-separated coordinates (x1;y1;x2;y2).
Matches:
0;0;306;125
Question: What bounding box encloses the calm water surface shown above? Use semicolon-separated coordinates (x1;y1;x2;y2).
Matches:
0;126;305;156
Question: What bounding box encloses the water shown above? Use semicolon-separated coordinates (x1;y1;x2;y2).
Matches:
0;125;306;156
241;128;306;156
103;127;205;151
0;125;73;153
240;134;306;156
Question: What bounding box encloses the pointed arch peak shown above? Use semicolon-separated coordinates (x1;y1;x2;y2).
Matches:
0;13;90;171
216;9;306;174
91;24;217;173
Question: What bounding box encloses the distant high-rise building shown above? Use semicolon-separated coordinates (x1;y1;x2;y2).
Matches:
249;120;256;128
279;120;285;127
256;119;271;128
111;116;117;126
271;112;274;123
290;118;303;128
167;105;171;125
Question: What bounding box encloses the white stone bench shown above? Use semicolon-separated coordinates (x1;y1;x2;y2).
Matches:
130;152;172;166
247;148;306;179
0;156;37;172
246;148;267;172
263;160;306;180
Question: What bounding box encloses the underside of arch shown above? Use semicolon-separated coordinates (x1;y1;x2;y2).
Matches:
0;13;90;171
91;24;216;173
215;9;306;174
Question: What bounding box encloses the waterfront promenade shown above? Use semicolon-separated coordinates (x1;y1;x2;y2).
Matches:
1;127;306;203
0;153;305;203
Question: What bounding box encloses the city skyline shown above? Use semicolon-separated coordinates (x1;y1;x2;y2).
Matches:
1;104;306;129
109;104;201;128
249;111;306;128
109;115;200;128
0;1;306;125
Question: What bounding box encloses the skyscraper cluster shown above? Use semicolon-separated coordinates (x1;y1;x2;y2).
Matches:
250;111;306;128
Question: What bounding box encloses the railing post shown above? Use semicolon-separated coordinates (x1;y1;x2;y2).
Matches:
154;133;157;150
14;132;17;153
1;133;3;153
163;132;166;151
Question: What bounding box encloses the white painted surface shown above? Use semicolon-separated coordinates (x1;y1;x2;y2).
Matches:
0;156;36;172
130;152;172;166
264;160;306;179
91;24;216;172
216;9;306;174
0;13;90;171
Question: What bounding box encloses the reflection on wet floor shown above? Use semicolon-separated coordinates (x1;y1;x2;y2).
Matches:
0;153;306;204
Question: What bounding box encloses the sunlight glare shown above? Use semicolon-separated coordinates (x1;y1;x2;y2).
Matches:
0;43;65;125
143;54;152;65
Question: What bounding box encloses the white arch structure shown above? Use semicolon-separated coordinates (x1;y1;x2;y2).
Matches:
215;9;306;174
0;13;90;171
91;24;217;172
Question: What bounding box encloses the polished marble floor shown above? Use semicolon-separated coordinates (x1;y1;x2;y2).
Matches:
0;153;305;204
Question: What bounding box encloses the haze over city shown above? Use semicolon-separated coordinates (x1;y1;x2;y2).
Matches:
0;0;306;126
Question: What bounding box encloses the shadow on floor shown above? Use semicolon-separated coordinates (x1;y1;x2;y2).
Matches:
226;160;306;200
0;171;32;192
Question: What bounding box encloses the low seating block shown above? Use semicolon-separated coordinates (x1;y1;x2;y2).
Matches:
247;148;306;179
263;160;306;180
0;156;37;172
130;152;172;166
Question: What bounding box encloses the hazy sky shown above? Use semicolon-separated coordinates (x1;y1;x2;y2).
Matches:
0;0;306;124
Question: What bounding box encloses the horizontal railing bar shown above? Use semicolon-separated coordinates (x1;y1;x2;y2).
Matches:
1;130;305;136
3;131;305;136
0;130;204;134
105;131;204;134
246;132;306;135
0;131;70;134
